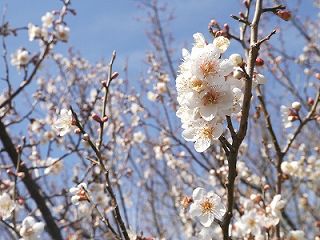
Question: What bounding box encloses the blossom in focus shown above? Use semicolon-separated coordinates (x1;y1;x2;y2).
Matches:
175;33;243;152
182;119;223;152
11;49;29;68
0;192;15;220
19;216;45;240
189;187;226;227
54;109;74;136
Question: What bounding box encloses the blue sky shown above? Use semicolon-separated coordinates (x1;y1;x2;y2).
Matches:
2;0;316;81
2;0;241;76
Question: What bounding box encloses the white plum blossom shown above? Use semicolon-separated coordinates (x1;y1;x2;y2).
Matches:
237;209;263;237
44;157;63;175
281;161;300;176
55;24;70;42
69;183;89;205
213;36;230;53
41;12;54;28
19;216;45;240
269;194;286;218
291;101;301;111
288;230;305;240
280;105;298;128
253;73;267;85
175;33;244;152
0;192;15;220
133;131;146;143
11;49;29;68
28;23;42;41
189;187;226;227
229;53;243;67
182;119;223;152
54;109;74;136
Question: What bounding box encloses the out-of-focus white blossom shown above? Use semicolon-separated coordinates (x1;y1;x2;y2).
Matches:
156;82;167;94
291;101;301;111
229;54;243;66
213;36;230;53
70;183;89;205
55;24;70;42
237;209;263;237
269;194;286;218
288;230;305;240
19;216;45;240
133;131;146;143
281;161;300;176
44;157;63;175
254;73;267;85
189;187;226;227
0;193;15;220
28;23;42;41
41;12;54;28
11;49;29;68
280;105;298;128
147;91;157;101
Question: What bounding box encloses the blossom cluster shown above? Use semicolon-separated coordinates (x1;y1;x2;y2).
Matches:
175;33;245;152
11;11;70;70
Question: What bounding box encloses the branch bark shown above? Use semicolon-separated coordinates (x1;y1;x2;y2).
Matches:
0;120;63;240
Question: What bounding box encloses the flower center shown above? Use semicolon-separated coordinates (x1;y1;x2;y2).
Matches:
248;218;257;228
200;198;215;214
200;61;218;78
190;78;204;92
201;127;214;139
202;90;220;106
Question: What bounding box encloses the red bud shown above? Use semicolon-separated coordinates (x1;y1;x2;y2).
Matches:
307;97;314;106
255;57;264;66
91;113;102;123
102;116;109;122
276;10;292;21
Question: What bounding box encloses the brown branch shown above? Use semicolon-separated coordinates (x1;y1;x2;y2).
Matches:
282;88;320;156
97;51;116;150
0;120;63;240
220;0;265;239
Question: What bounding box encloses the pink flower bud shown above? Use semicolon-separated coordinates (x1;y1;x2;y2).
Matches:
255;57;264;66
91;113;102;123
243;0;249;8
102;116;109;122
101;80;107;87
307;97;314;106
